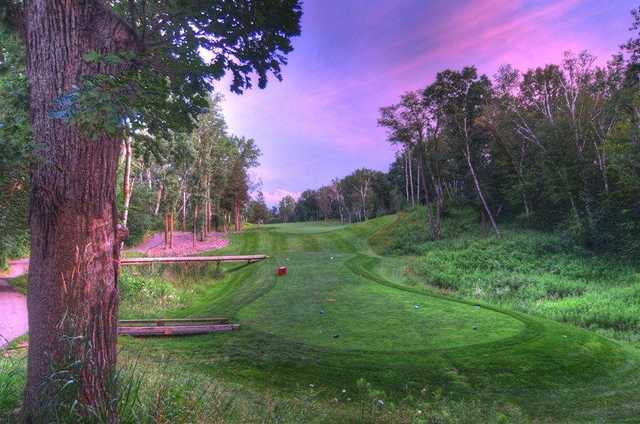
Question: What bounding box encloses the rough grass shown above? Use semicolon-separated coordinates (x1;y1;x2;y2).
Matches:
371;207;640;346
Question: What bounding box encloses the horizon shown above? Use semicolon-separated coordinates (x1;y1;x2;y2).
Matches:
219;0;636;206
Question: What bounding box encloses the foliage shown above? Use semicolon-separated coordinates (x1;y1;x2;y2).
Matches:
278;195;296;222
276;168;394;224
0;28;29;268
247;191;272;224
373;8;640;253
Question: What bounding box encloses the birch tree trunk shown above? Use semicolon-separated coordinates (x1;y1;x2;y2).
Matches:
465;143;500;238
182;190;187;232
153;183;163;216
408;148;415;207
121;136;133;229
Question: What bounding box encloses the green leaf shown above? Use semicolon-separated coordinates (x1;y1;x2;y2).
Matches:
104;54;123;65
83;51;100;63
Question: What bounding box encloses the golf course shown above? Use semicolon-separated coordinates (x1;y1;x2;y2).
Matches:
107;214;640;422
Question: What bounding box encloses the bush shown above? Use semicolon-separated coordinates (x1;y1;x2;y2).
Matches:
0;179;29;270
119;272;183;318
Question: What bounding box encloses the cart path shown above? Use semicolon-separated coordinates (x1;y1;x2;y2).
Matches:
0;258;29;348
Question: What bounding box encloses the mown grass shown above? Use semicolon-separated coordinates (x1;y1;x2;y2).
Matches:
3;212;640;422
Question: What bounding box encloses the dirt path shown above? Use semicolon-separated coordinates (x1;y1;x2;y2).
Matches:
0;259;29;348
127;231;229;257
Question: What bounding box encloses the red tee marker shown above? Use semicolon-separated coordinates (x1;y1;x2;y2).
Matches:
277;266;288;276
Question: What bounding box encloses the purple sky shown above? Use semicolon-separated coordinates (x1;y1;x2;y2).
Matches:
220;0;636;206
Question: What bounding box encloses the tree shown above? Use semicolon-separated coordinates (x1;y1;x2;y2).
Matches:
278;195;296;222
316;186;336;221
379;91;445;239
295;189;319;221
247;192;271;224
2;1;302;419
426;67;501;237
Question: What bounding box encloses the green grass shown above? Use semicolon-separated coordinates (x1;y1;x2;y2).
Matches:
238;252;525;351
3;211;640;422
266;221;348;234
4;274;27;294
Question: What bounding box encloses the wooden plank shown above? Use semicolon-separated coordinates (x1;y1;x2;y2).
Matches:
121;255;268;265
118;318;230;327
118;323;240;336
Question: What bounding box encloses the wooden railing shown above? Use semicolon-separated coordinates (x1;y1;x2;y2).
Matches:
121;255;268;265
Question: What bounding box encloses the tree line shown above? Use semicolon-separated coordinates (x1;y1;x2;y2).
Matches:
274;8;640;255
266;168;395;224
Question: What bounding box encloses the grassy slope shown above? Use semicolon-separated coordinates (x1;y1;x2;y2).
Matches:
114;216;640;422
370;208;640;347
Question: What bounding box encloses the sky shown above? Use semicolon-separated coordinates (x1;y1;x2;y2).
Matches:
220;0;637;206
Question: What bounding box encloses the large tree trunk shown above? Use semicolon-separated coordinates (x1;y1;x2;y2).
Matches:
24;2;135;421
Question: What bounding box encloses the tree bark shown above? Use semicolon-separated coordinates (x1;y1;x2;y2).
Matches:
23;1;136;420
181;190;187;232
169;212;174;249
193;204;198;248
404;150;410;204
407;148;415;208
234;199;242;232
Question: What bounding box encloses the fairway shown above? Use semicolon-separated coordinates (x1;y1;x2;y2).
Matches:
266;221;348;234
239;252;525;351
117;218;640;422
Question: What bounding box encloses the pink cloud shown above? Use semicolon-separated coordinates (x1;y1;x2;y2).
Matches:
219;1;635;197
261;188;301;207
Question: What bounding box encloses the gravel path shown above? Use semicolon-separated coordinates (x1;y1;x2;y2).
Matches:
0;259;29;348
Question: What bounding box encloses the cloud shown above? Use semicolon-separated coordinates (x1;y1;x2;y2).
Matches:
261;188;301;207
220;0;634;198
